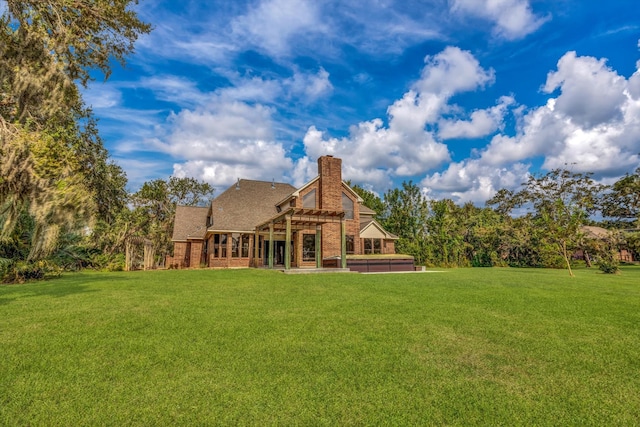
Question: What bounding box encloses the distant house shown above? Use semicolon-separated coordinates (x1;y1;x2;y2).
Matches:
573;225;635;263
167;156;402;270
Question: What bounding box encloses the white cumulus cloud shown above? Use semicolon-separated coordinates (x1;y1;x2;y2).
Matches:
424;51;640;204
150;100;293;188
421;160;530;204
439;96;515;139
415;46;495;96
295;46;497;186
544;51;627;128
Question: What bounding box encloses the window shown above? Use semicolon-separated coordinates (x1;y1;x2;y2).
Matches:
232;233;240;257
220;234;227;258
363;238;382;254
241;235;250;258
303;189;316;208
303;234;316;261
231;233;249;258
346;235;355;254
213;234;228;258
373;239;381;254
342;192;354;219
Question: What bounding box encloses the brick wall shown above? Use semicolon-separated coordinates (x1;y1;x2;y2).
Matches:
385;240;395;254
189;241;203;268
168;242;190;268
209;257;252;268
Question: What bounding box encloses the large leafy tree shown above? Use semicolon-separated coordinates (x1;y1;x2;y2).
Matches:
0;1;149;276
602;168;640;262
489;169;604;276
602;167;640;226
127;177;215;270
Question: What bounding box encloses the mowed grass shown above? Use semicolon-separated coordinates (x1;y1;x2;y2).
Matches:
1;267;639;426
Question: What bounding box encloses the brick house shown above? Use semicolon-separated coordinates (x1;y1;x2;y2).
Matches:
167;155;400;270
573;225;636;263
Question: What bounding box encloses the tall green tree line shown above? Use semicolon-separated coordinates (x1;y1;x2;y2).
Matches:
353;168;640;275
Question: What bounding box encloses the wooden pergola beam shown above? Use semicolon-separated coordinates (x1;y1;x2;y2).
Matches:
255;207;346;232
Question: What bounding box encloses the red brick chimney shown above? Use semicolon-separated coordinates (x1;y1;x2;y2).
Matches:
317;155;344;259
317;155;342;211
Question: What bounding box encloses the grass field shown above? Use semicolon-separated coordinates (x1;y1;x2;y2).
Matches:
1;267;639;426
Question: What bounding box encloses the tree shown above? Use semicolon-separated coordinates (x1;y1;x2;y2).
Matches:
458;203;506;267
129;177;214;269
421;199;465;267
0;1;150;280
1;120;95;260
349;183;385;219
488;169;604;276
602;167;640;226
382;181;429;264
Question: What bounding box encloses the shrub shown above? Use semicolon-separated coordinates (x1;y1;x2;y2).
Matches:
598;250;620;274
90;253;125;272
1;260;61;284
599;261;620;274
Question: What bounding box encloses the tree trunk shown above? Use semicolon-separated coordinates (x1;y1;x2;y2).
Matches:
561;240;574;277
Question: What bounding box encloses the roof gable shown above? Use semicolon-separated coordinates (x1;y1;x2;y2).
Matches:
284;176;363;203
360;219;398;240
172;206;210;241
341;181;364;203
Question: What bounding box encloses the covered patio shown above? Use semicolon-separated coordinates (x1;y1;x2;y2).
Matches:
254;207;347;270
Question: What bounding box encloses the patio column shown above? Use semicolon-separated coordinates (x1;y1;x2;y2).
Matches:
315;224;322;268
268;223;274;269
285;215;292;270
341;219;347;269
253;231;259;267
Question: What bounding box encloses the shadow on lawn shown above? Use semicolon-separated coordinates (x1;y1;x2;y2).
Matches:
0;273;111;306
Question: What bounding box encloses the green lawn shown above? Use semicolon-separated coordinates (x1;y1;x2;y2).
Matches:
1;267;639;426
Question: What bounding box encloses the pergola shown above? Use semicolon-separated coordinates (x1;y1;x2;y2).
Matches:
254;207;346;269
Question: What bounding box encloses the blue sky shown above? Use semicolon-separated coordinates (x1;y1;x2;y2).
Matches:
83;0;640;203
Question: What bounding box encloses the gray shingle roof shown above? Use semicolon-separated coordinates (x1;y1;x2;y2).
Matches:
209;179;296;232
581;225;614;239
359;205;376;215
172;206;210;241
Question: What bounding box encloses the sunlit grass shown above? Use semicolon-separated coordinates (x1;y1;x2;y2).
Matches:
1;267;639;425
